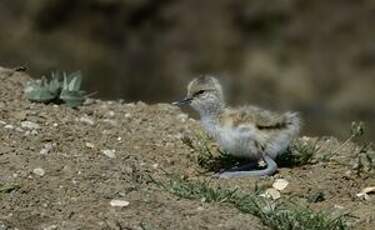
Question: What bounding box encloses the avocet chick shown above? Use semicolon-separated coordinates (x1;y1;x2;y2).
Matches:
173;76;301;178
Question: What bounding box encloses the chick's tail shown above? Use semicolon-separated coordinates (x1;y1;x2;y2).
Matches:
284;112;302;138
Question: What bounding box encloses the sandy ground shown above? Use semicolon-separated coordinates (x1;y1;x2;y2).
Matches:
0;67;374;230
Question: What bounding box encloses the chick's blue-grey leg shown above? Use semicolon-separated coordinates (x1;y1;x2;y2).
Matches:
213;155;277;178
225;162;258;172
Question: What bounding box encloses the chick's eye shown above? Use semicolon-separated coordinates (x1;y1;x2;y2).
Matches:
194;90;205;97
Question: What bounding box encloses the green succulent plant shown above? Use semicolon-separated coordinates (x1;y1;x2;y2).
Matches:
24;73;61;103
24;71;86;108
59;71;86;108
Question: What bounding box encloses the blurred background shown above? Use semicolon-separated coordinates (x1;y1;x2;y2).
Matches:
0;0;374;141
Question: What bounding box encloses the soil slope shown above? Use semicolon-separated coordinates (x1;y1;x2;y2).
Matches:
0;67;374;230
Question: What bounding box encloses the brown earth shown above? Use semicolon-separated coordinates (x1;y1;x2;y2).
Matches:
1;0;375;141
0;67;374;230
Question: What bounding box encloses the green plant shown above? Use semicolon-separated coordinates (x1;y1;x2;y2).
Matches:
330;121;365;157
24;71;86;108
150;175;350;230
317;121;368;165
150;174;239;203
24;73;61;103
0;183;20;195
352;143;375;176
278;139;319;167
60;71;86;107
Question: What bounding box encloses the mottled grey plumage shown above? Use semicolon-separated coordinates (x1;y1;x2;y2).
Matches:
174;75;301;178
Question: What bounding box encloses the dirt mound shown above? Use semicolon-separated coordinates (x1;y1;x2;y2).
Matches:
1;0;375;141
0;67;374;229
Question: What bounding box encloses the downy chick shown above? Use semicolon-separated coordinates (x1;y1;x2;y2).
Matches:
173;76;301;178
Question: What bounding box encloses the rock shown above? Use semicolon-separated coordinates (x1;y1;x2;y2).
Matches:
334;204;344;209
85;142;95;149
12;111;27;120
357;186;375;200
0;120;6;126
110;199;129;207
33;168;45;176
83;98;95;105
15;127;24;132
4;124;14;130
260;188;281;200
79;116;95;126
105;110;115;118
136;101;147;107
21;121;40;130
176;113;188;122
125;103;135;107
272;179;289;191
43;225;58;230
0;223;10;230
31;130;39;135
40;143;54;155
102;119;117;126
102;149;116;158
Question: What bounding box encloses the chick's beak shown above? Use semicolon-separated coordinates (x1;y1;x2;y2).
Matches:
172;97;192;106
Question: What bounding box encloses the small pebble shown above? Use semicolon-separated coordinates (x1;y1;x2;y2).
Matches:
176;113;188;122
260;188;281;200
357;186;375;200
79;116;95;126
40;143;54;155
31;130;38;135
21;121;40;130
33;168;45;176
4;124;14;130
43;225;57;230
102;149;116;158
83;98;95;105
106;111;115;117
102;119;117;126
334;204;344;209
110;199;129;207
13;111;27;120
15;127;24;132
0;120;6;125
301;136;310;141
136;101;147;107
85;142;95;149
272;179;289;191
